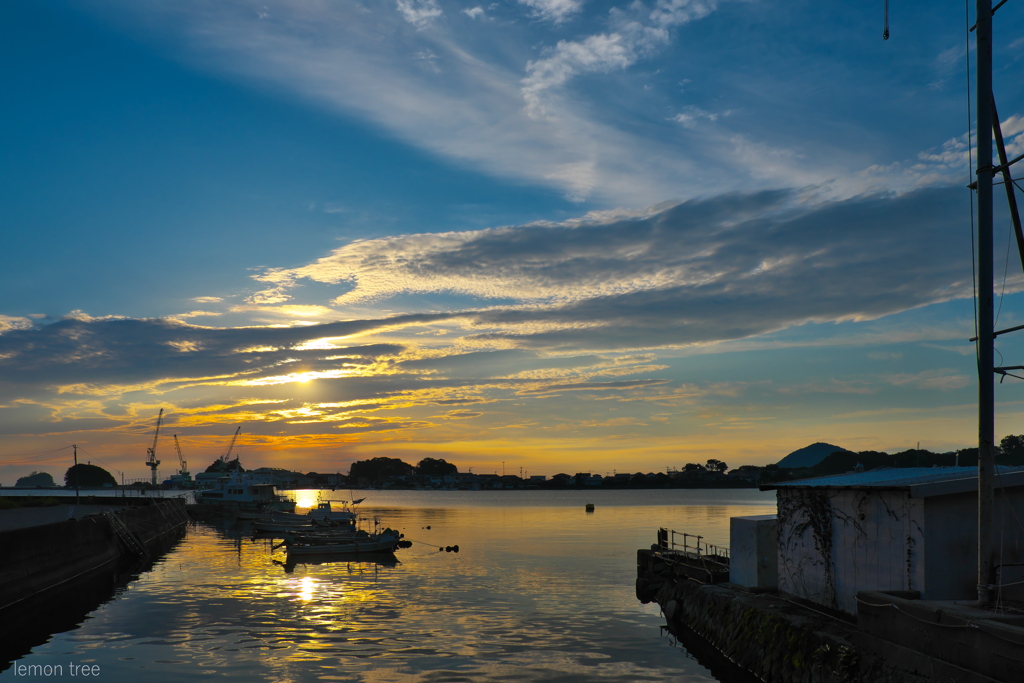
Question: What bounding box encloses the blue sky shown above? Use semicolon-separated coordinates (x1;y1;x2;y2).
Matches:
2;0;1024;483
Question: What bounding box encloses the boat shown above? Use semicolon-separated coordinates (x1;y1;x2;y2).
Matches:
252;518;320;533
284;529;403;556
194;473;296;515
306;500;357;523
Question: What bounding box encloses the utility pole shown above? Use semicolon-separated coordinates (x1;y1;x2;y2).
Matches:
73;444;79;505
975;0;995;607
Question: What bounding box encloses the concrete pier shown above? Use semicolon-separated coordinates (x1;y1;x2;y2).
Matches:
637;547;1016;683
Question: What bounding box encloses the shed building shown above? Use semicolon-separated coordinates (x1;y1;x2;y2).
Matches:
765;466;1024;614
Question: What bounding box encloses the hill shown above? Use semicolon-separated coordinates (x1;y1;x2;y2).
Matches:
775;442;850;469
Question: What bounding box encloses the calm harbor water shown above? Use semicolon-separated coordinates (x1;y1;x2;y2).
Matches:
3;489;775;682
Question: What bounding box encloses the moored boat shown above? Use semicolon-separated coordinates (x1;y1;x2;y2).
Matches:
284;529;403;556
194;473;296;515
306;500;357;523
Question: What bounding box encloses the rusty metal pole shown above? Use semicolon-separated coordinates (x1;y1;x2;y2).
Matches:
976;0;995;607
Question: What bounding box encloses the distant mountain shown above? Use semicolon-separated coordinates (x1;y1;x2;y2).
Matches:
775;442;851;469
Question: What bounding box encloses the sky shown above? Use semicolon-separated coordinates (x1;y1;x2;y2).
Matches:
2;0;1024;484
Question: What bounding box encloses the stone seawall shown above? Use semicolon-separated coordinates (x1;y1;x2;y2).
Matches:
0;499;190;613
637;548;1000;683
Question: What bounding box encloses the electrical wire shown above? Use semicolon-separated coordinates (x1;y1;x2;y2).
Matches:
0;445;73;461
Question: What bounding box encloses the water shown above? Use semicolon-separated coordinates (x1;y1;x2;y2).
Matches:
2;489;775;682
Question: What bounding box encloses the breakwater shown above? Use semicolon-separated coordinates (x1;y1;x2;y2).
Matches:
0;498;190;667
636;548;1004;683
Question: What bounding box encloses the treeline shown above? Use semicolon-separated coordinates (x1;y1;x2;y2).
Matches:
349;456;456;483
13;464;117;488
760;434;1024;484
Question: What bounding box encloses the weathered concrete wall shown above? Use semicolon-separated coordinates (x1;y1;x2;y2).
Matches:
923;488;1024;601
777;489;925;614
858;590;1024;681
0;500;189;613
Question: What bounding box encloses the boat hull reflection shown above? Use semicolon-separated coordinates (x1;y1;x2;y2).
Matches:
274;552;399;573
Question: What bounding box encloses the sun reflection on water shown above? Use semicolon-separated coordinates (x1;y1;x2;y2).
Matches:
292;489;320;509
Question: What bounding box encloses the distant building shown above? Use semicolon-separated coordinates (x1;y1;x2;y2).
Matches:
251;467;313;490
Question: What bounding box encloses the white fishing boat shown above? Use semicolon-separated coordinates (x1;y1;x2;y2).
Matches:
195;473;296;515
306;500;357;523
284;529;403;556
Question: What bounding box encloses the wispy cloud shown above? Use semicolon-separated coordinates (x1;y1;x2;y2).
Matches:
77;0;919;205
255;185;980;351
396;0;443;28
521;0;719;118
518;0;583;23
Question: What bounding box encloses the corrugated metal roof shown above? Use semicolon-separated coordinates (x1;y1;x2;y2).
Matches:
765;466;1024;495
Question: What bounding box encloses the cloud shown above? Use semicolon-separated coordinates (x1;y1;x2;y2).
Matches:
520;379;671;394
0;315;34;333
74;0;738;204
670;106;730;128
521;0;718;117
518;0;583;23
256;185;981;351
0;314;455;389
881;369;971;391
396;0;442;28
463;7;485;20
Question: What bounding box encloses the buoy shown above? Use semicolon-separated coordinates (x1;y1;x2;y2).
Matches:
585;503;595;512
452;545;460;553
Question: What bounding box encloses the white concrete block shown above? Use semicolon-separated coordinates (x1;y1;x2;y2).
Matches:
730;514;778;589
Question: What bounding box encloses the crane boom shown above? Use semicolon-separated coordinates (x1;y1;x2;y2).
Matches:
173;434;188;477
145;408;163;486
221;426;242;462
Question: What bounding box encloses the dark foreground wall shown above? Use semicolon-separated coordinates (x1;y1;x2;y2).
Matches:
0;499;189;613
637;548;1003;683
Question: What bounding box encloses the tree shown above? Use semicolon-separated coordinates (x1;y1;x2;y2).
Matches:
705;459;728;473
416;457;458;476
65;463;117;488
683;462;706;473
349;457;414;482
205;457;245;474
15;471;56;488
1000;435;1024;465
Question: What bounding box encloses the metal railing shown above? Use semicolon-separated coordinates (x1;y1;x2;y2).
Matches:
657;527;729;561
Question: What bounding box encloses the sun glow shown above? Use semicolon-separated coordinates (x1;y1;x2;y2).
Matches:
238;369;356;386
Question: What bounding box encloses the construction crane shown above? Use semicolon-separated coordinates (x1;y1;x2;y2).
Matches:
173;435;189;480
145;409;163;486
221;426;242;463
